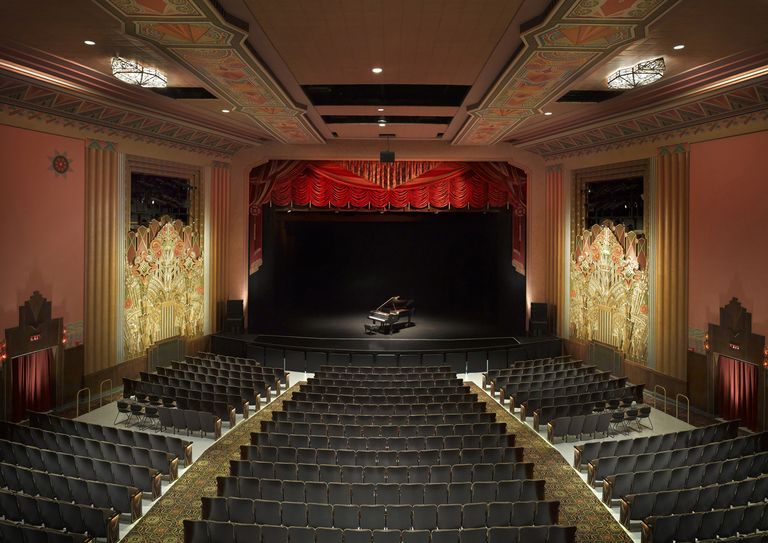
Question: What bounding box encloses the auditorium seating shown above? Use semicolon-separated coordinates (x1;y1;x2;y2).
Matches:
573;420;739;469
0;518;95;542
587;432;767;485
216;478;546;503
546;413;611;443
602;451;768;504
28;410;193;466
519;384;645;421
0;438;163;498
158;407;222;439
184;521;578;543
183;363;576;542
619;473;768;526
0;421;179;479
640;503;768;543
0;461;143;521
0;488;120;543
229;461;532;483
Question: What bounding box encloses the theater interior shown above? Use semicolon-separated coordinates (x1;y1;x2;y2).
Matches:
1;1;767;542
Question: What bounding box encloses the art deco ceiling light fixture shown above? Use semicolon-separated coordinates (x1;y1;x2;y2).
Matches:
111;57;167;88
607;57;665;89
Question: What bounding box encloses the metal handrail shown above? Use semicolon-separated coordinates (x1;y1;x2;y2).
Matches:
76;387;91;418
98;379;113;407
653;385;668;414
676;393;691;425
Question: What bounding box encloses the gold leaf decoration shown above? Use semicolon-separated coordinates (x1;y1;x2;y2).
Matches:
124;217;203;358
569;221;648;362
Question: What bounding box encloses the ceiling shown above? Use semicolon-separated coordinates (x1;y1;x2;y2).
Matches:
0;0;766;154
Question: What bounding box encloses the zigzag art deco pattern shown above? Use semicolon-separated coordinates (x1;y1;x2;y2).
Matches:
124;217;204;358
570;221;649;362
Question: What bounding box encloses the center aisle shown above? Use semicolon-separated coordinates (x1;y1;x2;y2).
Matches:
467;382;632;543
121;383;302;543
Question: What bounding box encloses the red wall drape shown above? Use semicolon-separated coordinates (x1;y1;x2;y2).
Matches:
11;348;53;421
717;355;758;430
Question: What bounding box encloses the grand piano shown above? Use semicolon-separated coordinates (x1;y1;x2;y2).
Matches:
366;296;415;334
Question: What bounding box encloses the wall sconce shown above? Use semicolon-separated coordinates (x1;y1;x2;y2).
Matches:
703;332;710;352
0;339;6;362
62;327;68;346
763;346;768;369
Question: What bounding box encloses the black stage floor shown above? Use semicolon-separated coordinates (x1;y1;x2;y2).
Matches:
219;311;552;353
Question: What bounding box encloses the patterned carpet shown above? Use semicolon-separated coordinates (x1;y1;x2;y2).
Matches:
121;384;300;543
122;381;632;543
468;382;633;543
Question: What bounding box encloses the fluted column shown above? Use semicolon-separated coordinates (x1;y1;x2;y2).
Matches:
654;144;689;379
84;140;119;373
208;162;230;332
545;165;566;334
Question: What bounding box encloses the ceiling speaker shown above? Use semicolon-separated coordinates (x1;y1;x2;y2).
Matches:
380;150;395;163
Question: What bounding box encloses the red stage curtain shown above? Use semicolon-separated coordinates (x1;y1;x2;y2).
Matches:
249;161;306;273
717;355;758;430
12;348;53;421
252;160;528;274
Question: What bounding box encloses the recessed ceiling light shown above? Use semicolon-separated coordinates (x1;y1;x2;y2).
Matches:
221;109;230;113
371;67;383;74
378;122;386;127
377;108;384;112
84;40;96;46
544;112;553;116
673;44;685;50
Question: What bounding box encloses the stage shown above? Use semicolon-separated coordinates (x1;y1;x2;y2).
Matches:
211;311;562;372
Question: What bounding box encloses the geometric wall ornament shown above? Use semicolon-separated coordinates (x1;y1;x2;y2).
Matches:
48;150;73;177
570;221;649;362
124;217;203;359
454;0;677;145
98;0;324;144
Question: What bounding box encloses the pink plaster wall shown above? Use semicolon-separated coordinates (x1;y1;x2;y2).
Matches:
689;130;768;338
0;125;85;338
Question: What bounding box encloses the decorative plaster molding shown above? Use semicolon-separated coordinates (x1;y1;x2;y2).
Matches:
454;0;677;145
98;0;324;144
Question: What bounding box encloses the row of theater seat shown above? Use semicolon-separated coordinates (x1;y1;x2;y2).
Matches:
486;362;587;386
273;412;494;426
317;366;453;374
156;407;222;438
0;422;178;478
533;400;616;427
259;422;506;439
574;420;739;468
124;377;249;415
290;394;475;406
184;520;577;543
546;413;611;443
154;367;272;398
0;439;161;498
250;433;513;452
282;401;484;415
641;503;768;543
216;477;545;504
172;359;284;386
301;386;469;396
602;451;768;504
240;446;524;467
28;411;192;466
201;498;560;530
493;370;604;394
621;474;768;526
230;461;532;484
484;356;574;378
518;384;646;420
139;372;264;406
587;432;768;484
0;489;118;543
216;476;544;505
0;461;142;521
309;380;460;389
0;519;93;543
504;377;628;408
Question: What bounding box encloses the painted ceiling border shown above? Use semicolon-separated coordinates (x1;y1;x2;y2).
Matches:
97;0;324;144
0;70;249;158
521;77;768;158
453;0;678;146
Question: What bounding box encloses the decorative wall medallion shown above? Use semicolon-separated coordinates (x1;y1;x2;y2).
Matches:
48;151;72;177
